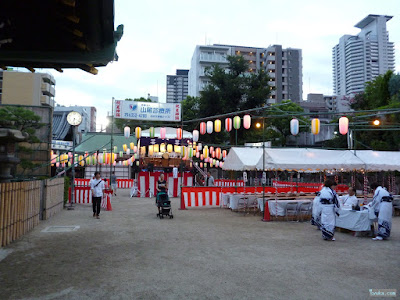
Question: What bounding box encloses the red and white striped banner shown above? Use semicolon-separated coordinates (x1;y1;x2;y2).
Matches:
137;171;193;198
182;187;222;208
215;179;245;187
117;179;134;188
68;187;112;210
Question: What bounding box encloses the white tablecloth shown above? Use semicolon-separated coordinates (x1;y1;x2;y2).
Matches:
257;199;311;215
335;209;372;231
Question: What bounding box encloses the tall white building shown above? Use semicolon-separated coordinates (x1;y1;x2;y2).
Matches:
332;15;395;106
188;44;303;104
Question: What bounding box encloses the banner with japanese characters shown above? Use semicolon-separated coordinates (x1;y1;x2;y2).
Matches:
114;100;181;122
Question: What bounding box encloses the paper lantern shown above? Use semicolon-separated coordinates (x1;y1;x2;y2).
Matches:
290;118;299;136
216;161;220;167
211;151;215;158
200;154;204;160
206;121;213;134
134;146;138;153
160;143;166;153
79;155;84;166
167;144;173;153
197;143;202;151
200;122;206;135
192;130;199;142
216;148;221;159
243;115;251;129
124;126;130;139
113;161;116;166
233;116;241;129
225;118;232;132
141;146;146;155
176;128;183;140
148;145;154;156
119;151;123;157
182;146;187;157
311;118;320;135
189;147;194;158
158;127;165;139
203;145;209;158
220;162;223;168
200;162;203;168
339;117;349;135
135;127;141;139
123;144;128;152
174;145;180;153
126;149;130;155
222;150;227;158
210;147;214;154
196;152;200;158
153;144;159;153
149;127;155;138
130;142;134;150
113;146;118;153
214;119;221;132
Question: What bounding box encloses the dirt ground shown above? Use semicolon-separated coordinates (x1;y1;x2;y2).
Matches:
0;189;399;300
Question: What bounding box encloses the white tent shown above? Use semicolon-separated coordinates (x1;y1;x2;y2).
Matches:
353;150;400;171
259;148;366;172
222;147;400;172
221;147;263;171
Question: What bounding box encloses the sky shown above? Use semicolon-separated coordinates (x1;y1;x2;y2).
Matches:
48;0;400;129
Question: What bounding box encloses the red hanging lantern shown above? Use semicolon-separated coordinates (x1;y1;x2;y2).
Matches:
200;122;206;135
176;128;183;140
225;118;232;132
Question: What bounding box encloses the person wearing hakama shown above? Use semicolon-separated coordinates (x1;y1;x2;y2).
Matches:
366;182;393;241
319;180;340;241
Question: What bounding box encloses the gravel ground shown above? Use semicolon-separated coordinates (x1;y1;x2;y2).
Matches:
0;189;399;300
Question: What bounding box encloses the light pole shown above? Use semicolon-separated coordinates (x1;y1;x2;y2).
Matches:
256;119;267;220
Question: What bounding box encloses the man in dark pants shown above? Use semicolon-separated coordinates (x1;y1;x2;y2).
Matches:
90;171;105;219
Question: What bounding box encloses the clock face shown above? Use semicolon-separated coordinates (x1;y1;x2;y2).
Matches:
67;111;82;126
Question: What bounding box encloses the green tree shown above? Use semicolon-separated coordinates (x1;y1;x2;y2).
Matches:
0;105;44;174
190;55;272;145
264;100;306;146
0;105;43;142
337;71;400;150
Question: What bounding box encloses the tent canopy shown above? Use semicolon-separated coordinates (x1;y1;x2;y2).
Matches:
220;147;263;171
352;150;400;171
222;147;400;172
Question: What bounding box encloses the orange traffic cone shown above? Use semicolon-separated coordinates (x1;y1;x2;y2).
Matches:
106;194;112;211
262;201;270;222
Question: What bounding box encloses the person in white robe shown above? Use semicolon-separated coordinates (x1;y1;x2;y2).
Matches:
366;182;393;241
311;192;322;229
319;180;340;241
340;187;359;209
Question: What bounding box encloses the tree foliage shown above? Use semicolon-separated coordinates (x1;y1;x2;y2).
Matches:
0;105;44;142
339;71;400;150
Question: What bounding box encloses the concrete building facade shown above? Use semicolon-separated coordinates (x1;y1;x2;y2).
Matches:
54;105;97;133
332;15;395;105
0;70;55;107
188;44;303;104
166;69;189;103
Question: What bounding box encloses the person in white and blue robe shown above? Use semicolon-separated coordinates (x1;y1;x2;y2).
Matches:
311;192;322;229
319;180;340;241
366;182;393;241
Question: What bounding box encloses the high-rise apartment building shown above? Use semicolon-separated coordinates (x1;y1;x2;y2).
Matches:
0;70;55;106
166;69;189;103
188;44;303;103
332;15;395;102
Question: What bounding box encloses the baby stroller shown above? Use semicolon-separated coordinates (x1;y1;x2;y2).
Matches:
156;191;173;219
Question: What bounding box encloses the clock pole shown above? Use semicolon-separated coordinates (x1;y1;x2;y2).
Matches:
69;124;76;210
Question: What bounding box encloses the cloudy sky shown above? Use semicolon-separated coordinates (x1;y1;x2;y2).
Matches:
50;0;400;129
